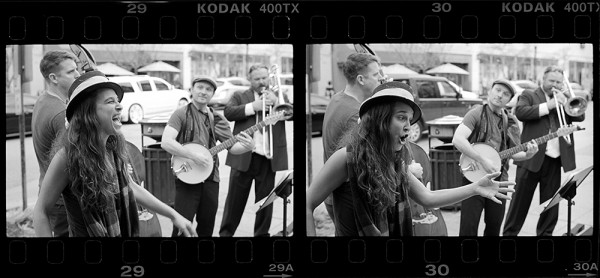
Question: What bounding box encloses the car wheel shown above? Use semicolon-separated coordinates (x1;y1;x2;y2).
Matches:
178;98;189;107
128;104;144;124
407;122;423;143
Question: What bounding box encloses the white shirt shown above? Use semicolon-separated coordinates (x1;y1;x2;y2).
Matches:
539;90;560;158
244;91;267;156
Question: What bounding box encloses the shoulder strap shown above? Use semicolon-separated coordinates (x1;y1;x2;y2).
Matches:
467;104;486;143
175;104;193;143
207;107;216;145
207;107;215;130
501;108;509;150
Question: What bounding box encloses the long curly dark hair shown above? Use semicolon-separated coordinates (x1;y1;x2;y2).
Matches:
340;101;410;211
51;89;129;212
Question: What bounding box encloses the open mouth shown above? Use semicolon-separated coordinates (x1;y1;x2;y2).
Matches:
399;134;409;144
112;114;122;127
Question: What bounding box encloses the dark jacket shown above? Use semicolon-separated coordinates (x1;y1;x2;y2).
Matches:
513;87;585;172
223;88;289;172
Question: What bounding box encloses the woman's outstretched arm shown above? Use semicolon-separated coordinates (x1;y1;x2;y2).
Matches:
408;171;515;209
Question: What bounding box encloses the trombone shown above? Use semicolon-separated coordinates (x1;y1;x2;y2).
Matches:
261;64;293;159
553;76;587;144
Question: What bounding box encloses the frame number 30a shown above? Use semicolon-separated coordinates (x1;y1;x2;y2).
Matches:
425;264;449;276
121;265;145;277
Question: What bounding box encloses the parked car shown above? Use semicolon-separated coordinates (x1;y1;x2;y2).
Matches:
387;73;484;142
447;80;480;100
109;75;190;124
506;79;539;111
569;82;591;102
209;77;251;108
308;93;329;136
279;73;294;104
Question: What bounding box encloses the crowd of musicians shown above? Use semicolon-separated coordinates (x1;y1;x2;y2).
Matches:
33;49;291;237
306;52;586;237
31;48;586;238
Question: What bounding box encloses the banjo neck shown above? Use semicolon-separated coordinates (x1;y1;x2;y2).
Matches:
207;112;285;156
498;125;579;159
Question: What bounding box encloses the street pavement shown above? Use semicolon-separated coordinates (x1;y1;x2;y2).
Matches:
307;103;595;237
5;109;294;237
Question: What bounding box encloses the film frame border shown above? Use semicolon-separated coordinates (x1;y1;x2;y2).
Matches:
3;0;599;277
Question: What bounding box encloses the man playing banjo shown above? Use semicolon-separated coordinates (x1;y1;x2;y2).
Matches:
161;76;254;237
452;79;538;236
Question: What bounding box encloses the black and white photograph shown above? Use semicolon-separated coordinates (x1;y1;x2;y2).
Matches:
306;43;593;237
6;44;294;238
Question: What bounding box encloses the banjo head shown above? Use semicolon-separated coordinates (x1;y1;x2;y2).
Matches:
460;143;502;183
171;144;213;184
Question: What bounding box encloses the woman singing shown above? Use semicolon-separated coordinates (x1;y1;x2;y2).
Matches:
34;71;196;237
306;81;515;236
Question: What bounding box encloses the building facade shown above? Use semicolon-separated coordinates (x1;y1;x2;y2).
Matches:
11;44;293;97
316;43;593;98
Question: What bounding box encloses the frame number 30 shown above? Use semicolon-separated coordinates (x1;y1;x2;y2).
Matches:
425;264;449;276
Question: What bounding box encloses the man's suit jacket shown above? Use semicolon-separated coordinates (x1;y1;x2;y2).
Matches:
513;87;585;173
224;88;289;172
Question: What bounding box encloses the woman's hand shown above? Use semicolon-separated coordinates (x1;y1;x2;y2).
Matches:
474;172;515;204
172;214;197;237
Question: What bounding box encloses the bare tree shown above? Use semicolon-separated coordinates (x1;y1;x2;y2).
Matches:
100;44;160;74
388;44;452;73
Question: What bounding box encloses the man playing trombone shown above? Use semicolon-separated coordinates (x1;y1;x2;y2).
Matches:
220;63;291;237
503;65;586;236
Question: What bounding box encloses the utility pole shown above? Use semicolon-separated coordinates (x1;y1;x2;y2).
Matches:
306;45;313;185
15;45;27;210
533;46;537;81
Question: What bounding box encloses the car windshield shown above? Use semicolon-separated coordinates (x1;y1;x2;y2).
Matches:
447;80;460;92
119;83;135;93
155;80;170;90
440;81;457;96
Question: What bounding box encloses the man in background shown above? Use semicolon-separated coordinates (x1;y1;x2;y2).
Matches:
321;53;383;227
32;50;81;237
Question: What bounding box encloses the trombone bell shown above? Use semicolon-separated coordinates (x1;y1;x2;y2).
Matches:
553;78;588;145
564;96;587;117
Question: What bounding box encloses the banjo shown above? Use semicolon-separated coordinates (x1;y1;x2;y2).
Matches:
171;110;288;184
460;125;583;182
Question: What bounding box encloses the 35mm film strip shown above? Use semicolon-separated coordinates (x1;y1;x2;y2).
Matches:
3;1;598;277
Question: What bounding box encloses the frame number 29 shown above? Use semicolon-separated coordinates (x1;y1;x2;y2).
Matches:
121;265;144;277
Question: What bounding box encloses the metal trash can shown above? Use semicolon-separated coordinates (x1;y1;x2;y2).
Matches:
143;143;175;207
430;143;462;210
